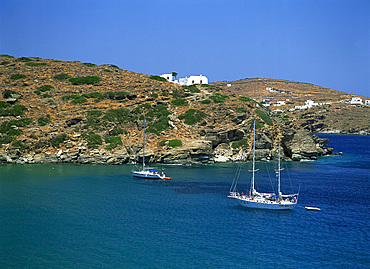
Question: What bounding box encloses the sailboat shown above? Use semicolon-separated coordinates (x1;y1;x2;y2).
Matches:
229;120;298;210
132;118;172;180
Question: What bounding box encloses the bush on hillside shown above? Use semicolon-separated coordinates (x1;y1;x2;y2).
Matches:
38;117;50;126
178;109;206;125
54;73;71;80
69;76;101;85
168;139;182;147
255;109;273;126
26;62;47;66
171;98;188;107
149;75;167;82
10;74;26;80
210;93;228;103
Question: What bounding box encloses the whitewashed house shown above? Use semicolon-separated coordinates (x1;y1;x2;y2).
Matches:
273;101;286;106
160;73;178;84
294;100;319;110
160;73;208;85
178;75;208;85
350;97;363;105
365;100;370;106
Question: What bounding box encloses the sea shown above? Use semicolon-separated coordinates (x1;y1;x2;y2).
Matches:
0;134;369;268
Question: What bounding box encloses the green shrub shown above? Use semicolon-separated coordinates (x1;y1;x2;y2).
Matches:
85;110;103;129
171;98;188;106
104;91;129;100
104;108;130;123
1;61;9;65
168;139;182;147
0;54;14;58
12;140;24;148
146;104;170;118
83;62;96;67
103;69;112;73
110;126;125;136
0;101;11;108
146;116;169;135
82;92;104;102
182;85;200;93
255;109;273;126
178;109;206;125
29;134;38;140
210;93;228;103
49;134;68;148
63;95;87;104
158;140;168;146
239;96;252;102
0;105;26;116
236;108;243;113
151;93;158;99
10;74;26;80
0;118;32;136
149;75;167;82
250;120;264;129
82;132;102;149
26;62;47;66
201;99;211;104
105;136;122;150
232;139;248;149
0;135;15;146
38;117;50;126
16;57;31;62
34;90;41;95
109;64;120;69
42;93;52;98
54;73;71;80
38;85;54;92
69;76;101;85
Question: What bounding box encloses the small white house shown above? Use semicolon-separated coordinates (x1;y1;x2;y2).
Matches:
160;73;178;84
350;97;363;105
160;73;208;85
365;100;370;106
305;99;318;108
178;75;208;85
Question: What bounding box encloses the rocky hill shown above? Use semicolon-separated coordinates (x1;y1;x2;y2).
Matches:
214;78;369;135
0;55;340;164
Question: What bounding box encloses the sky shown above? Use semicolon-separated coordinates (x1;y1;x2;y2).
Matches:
1;0;369;97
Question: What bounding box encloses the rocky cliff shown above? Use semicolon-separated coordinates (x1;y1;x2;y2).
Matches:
0;55;335;165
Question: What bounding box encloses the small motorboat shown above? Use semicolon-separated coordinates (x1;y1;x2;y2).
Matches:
305;206;321;211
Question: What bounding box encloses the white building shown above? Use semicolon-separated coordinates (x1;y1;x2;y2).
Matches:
160;74;208;85
160;73;178;84
294;99;319;110
178;75;208;85
365;100;370;106
350;97;363;105
273;101;286;106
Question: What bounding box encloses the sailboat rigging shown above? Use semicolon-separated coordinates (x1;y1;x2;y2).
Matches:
132;117;172;180
228;120;298;210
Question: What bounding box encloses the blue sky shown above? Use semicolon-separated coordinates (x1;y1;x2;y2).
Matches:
1;0;369;97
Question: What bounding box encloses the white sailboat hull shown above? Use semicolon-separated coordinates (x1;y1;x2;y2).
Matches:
229;193;297;210
236;197;296;210
132;170;171;180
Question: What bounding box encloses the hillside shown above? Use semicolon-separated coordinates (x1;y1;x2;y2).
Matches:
0;55;340;164
214;78;369;135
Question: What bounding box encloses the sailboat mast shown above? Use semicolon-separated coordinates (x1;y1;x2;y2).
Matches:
143;117;146;169
278;142;281;196
251;120;256;193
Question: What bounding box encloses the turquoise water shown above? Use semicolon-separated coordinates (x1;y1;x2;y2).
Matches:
0;134;369;268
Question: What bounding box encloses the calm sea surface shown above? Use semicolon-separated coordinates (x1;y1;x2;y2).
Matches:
0;134;369;268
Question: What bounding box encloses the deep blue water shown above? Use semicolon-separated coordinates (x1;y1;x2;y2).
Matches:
0;134;369;268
